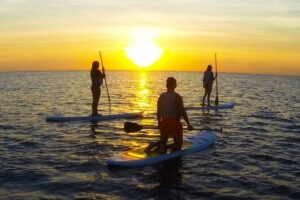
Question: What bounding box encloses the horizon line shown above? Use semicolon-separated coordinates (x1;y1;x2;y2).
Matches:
0;69;299;77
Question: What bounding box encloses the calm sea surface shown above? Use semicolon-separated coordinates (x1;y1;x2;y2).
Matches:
0;71;299;200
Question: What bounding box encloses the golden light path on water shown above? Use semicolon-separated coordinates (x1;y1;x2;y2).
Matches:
133;72;158;137
136;73;150;109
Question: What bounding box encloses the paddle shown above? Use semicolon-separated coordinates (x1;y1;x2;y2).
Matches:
99;51;112;114
215;53;219;106
124;122;223;133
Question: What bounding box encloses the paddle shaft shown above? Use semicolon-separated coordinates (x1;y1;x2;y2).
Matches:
141;125;222;132
215;53;219;105
99;51;112;114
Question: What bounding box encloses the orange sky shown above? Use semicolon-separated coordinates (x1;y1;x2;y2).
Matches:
0;0;300;75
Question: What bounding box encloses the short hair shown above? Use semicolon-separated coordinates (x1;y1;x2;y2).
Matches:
166;77;177;88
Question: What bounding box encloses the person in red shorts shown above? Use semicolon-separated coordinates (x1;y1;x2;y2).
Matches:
145;77;194;154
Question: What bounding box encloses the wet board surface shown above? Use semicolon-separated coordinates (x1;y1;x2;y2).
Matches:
107;131;216;168
46;112;143;122
186;102;235;111
125;140;193;159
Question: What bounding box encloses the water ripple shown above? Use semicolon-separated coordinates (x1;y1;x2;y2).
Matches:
0;71;299;199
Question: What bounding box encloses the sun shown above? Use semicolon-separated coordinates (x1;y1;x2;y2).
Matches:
125;29;163;68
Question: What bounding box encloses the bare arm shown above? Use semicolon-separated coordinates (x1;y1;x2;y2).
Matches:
182;110;193;130
157;95;162;122
213;72;218;80
178;95;194;130
100;70;106;79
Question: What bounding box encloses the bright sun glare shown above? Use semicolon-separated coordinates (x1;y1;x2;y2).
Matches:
125;29;163;68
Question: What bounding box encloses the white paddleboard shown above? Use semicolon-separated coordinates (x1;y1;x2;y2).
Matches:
46;112;143;122
107;130;216;167
186;102;235;111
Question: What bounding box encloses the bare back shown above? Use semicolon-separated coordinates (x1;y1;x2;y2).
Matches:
157;92;184;120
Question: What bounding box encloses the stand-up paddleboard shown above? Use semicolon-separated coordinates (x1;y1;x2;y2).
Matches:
186;102;235;111
107;130;216;168
46;112;143;122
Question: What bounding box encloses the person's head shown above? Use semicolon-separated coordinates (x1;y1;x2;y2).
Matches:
92;61;99;70
206;65;212;71
166;77;177;90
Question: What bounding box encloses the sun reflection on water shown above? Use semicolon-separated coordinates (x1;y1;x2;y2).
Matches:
135;72;150;110
132;72;159;136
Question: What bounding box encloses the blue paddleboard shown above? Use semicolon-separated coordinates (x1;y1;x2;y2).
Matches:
186;102;235;111
107;130;216;167
46;112;143;122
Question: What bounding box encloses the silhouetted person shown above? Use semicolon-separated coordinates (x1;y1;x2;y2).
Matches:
90;61;105;116
145;77;194;154
202;65;217;107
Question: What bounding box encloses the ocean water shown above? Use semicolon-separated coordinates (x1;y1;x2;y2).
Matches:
0;71;299;200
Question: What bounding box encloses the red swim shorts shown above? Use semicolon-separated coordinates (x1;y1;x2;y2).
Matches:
159;119;183;137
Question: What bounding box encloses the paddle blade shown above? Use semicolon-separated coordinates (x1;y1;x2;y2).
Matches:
124;122;143;133
215;95;219;106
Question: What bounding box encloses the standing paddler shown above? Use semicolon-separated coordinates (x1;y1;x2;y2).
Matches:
202;64;218;107
90;61;105;116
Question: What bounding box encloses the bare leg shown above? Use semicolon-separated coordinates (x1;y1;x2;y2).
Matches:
172;134;183;152
158;130;168;154
91;88;101;115
207;93;211;107
202;93;207;106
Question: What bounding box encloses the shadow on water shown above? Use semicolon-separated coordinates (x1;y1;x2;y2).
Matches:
107;157;184;199
200;111;220;129
89;121;111;138
89;121;99;139
153;158;183;188
202;112;212;126
150;158;184;199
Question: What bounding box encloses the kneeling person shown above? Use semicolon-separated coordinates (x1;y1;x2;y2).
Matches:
145;77;194;154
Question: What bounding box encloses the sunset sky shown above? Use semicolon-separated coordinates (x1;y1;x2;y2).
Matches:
0;0;299;75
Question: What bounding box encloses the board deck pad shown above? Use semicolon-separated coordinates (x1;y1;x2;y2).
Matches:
107;131;216;167
125;140;193;159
